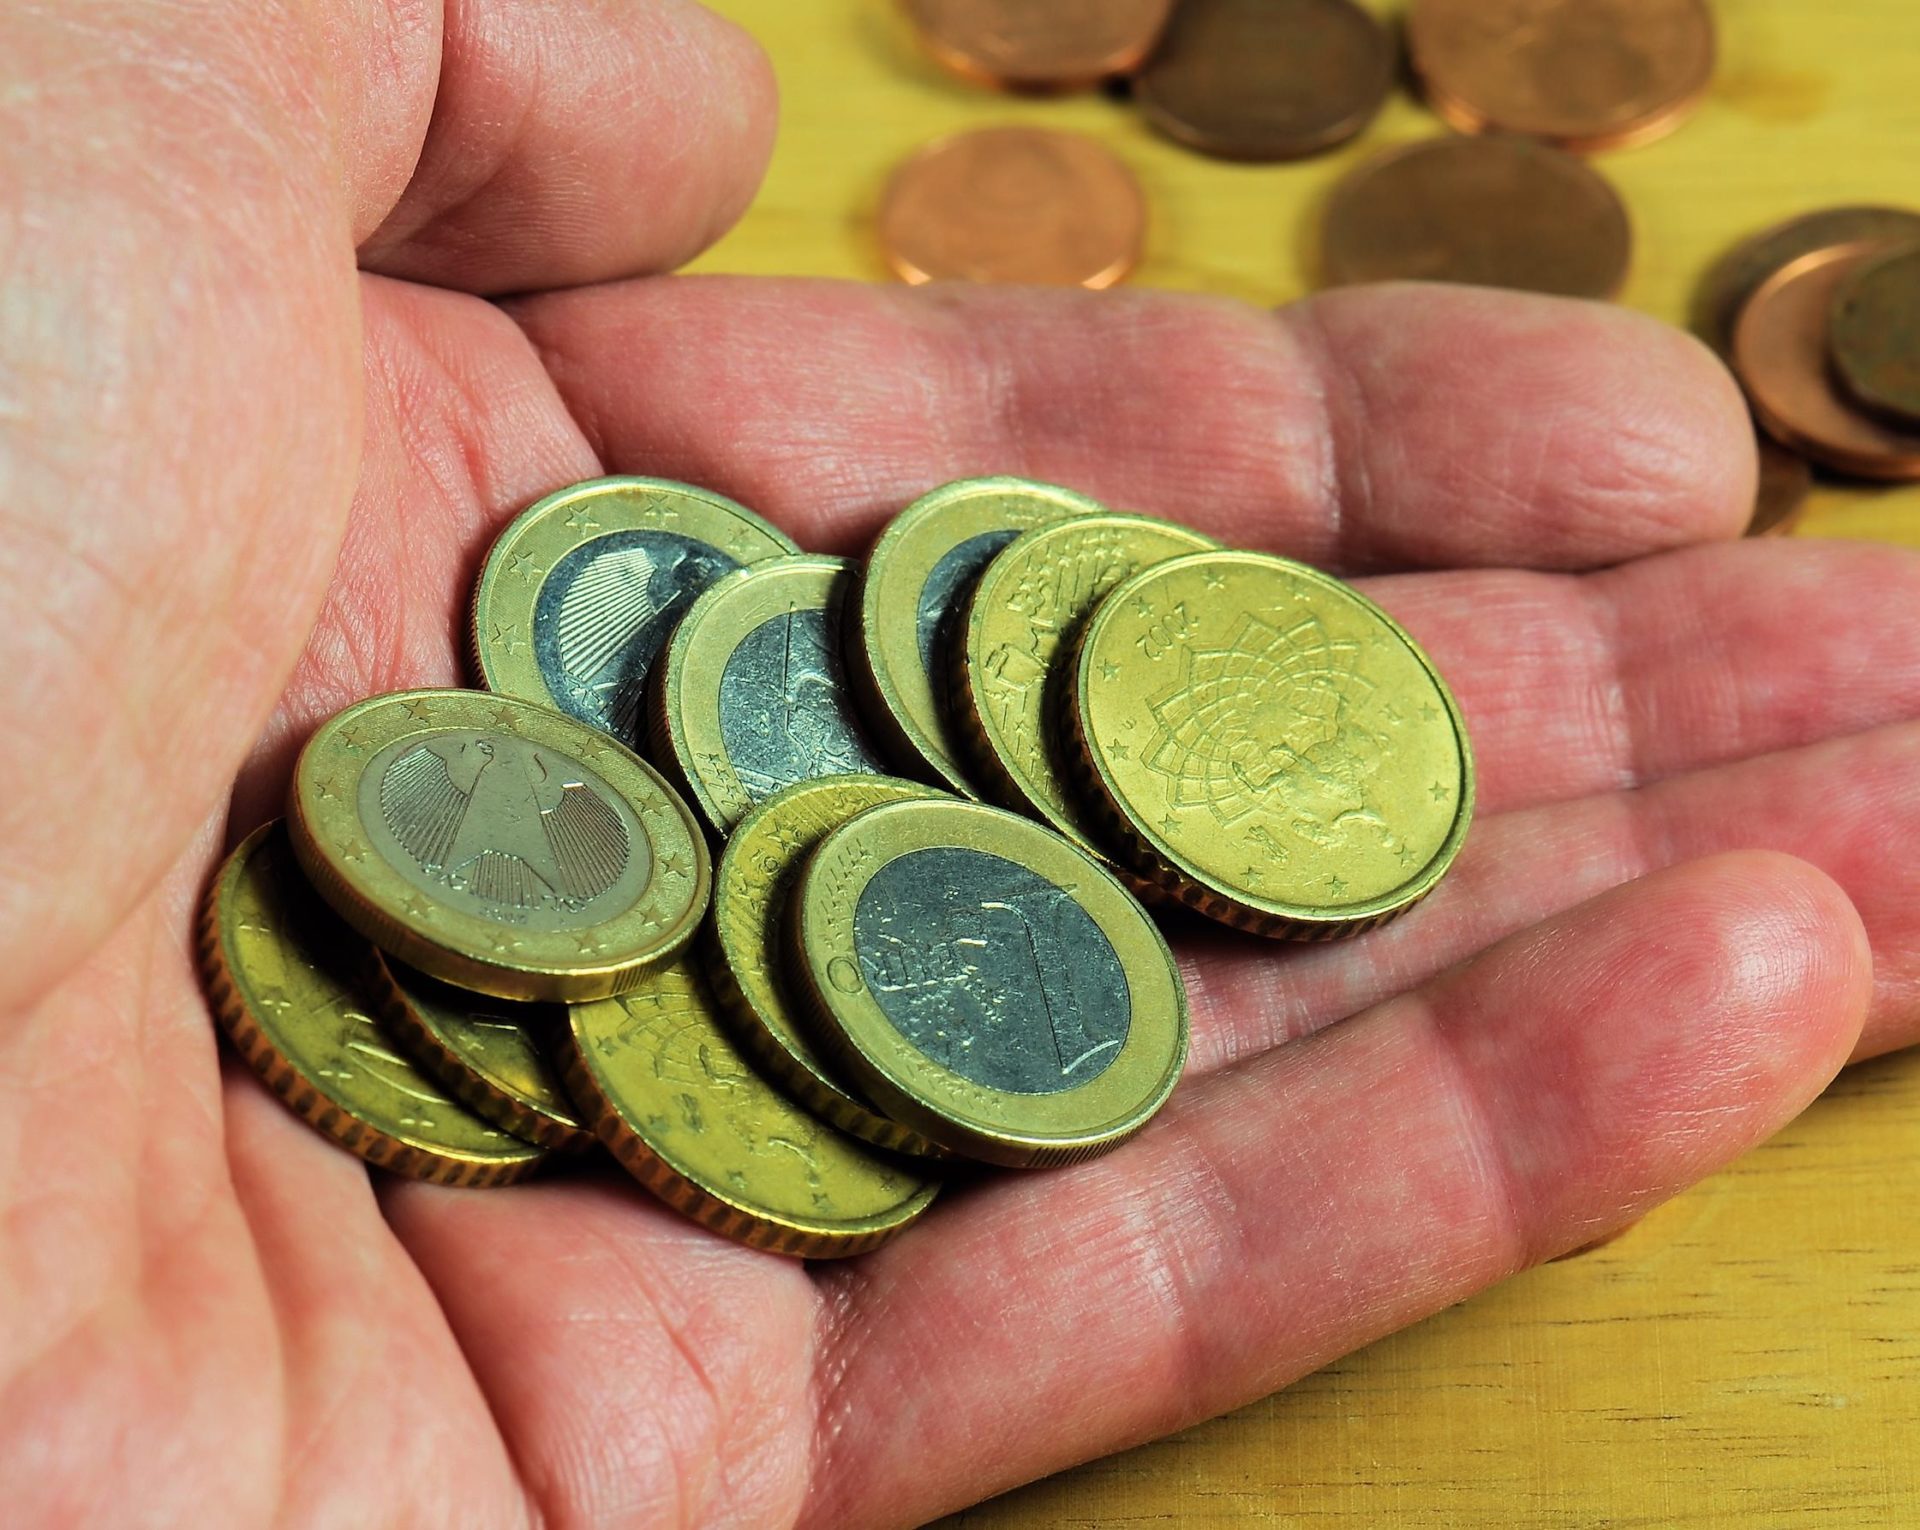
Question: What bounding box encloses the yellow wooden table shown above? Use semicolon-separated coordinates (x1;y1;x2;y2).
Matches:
694;2;1920;1522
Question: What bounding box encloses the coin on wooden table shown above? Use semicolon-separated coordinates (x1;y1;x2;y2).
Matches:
854;477;1102;795
1733;244;1920;482
878;127;1146;288
790;798;1188;1167
650;556;891;837
1072;551;1474;938
1135;0;1396;161
370;956;594;1153
1320;135;1631;300
707;776;949;1157
473;477;796;751
902;0;1174;90
1749;436;1812;538
1830;243;1920;428
1693;207;1920;356
564;957;940;1258
199;823;547;1186
289;689;710;1002
1408;0;1715;153
957;513;1218;864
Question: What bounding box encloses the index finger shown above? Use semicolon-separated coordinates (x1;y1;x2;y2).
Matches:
511;278;1756;572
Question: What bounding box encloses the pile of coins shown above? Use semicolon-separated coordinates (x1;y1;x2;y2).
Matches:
880;0;1716;298
201;476;1473;1257
1701;209;1920;485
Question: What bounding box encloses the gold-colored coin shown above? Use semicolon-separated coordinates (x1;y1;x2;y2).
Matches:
1071;552;1474;938
707;775;949;1157
198;823;546;1186
370;956;594;1153
472;477;797;751
563;957;940;1258
853;477;1102;795
790;799;1188;1167
957;513;1219;863
650;556;892;836
289;689;710;1002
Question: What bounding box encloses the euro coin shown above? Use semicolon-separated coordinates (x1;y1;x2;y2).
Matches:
370;956;594;1153
1694;207;1920;356
902;0;1174;91
289;689;710;1002
708;775;948;1157
1320;136;1631;300
650;556;891;836
877;128;1146;289
854;477;1102;795
1408;0;1715;153
1135;0;1396;162
1072;551;1474;938
472;477;797;750
957;513;1218;863
564;957;940;1258
1733;244;1920;481
790;798;1188;1167
198;823;546;1186
1830;243;1920;428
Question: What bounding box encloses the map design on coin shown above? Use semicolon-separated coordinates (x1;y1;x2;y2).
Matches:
378;732;631;917
536;530;743;741
718;609;889;802
852;847;1131;1095
1143;611;1386;845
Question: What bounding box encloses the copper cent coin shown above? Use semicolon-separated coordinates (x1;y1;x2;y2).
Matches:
903;0;1175;90
1409;0;1715;153
1694;206;1920;356
1320;136;1631;299
1749;436;1812;537
1733;243;1920;482
879;126;1145;288
1830;243;1920;428
1135;0;1396;162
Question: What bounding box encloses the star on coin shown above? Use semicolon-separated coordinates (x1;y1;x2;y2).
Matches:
574;932;609;956
563;506;601;533
489;933;523;954
337;837;369;864
314;774;344;801
1420;703;1441;722
256;987;293;1014
1243;864;1264;886
1430;782;1451;803
489;621;527;656
339;723;372;750
659;853;688;878
1328;875;1349;898
1396;844;1419;868
402;893;434;920
507;550;540;583
489;704;518;730
400;698;434;722
1383;703;1404;725
1110;741;1130;760
1202;568;1226;591
1099;660;1121;682
1132;596;1155;620
1159;811;1180;834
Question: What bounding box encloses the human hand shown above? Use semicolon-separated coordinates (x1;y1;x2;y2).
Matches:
3;3;1916;1526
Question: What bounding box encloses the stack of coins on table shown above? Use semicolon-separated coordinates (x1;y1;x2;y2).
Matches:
882;0;1715;302
201;476;1474;1258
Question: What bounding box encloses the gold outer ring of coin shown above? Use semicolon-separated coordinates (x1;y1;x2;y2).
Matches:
1071;551;1475;939
789;798;1190;1168
706;775;950;1158
955;512;1220;869
563;957;940;1259
199;823;547;1186
367;953;596;1154
470;476;797;725
649;555;892;837
289;689;712;1002
852;477;1104;795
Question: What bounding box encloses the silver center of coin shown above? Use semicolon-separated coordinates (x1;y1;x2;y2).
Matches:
534;530;743;744
717;608;889;802
852;847;1130;1094
360;731;651;930
915;529;1020;716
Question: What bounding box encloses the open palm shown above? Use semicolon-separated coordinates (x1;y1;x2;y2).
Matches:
5;3;1917;1526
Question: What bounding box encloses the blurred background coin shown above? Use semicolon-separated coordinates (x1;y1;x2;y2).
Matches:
1750;437;1815;537
878;126;1146;287
1136;0;1396;161
1829;243;1920;428
1320;135;1632;299
903;0;1175;90
1694;206;1920;356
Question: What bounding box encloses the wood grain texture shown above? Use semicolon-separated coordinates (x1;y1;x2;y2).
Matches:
694;1;1920;1522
